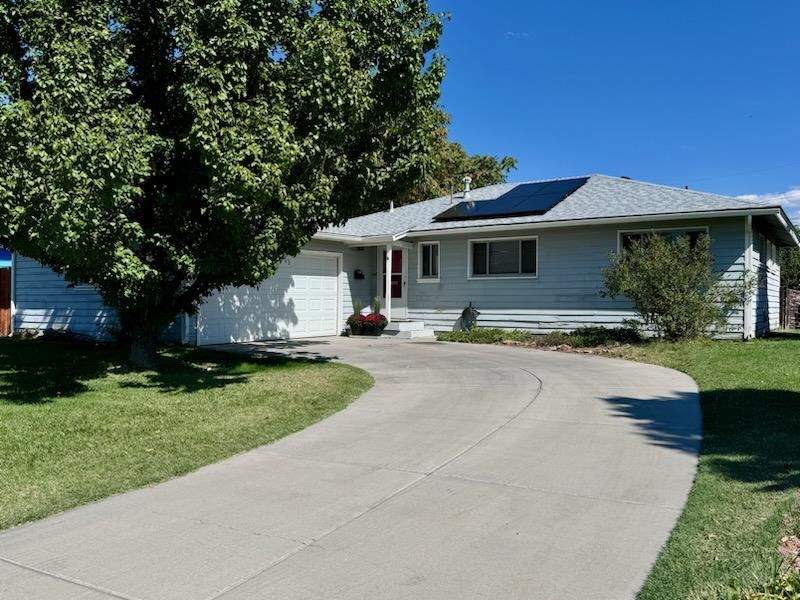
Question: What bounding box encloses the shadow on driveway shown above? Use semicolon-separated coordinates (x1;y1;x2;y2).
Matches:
604;387;800;493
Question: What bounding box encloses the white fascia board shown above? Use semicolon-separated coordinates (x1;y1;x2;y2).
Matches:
403;208;783;238
312;232;365;244
314;233;403;246
774;210;800;248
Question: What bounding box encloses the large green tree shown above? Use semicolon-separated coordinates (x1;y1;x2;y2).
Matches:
0;0;445;366
397;126;517;205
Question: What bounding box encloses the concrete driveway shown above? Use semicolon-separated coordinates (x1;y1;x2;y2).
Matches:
0;338;700;600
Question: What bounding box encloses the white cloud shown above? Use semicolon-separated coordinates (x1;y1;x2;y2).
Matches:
737;187;800;221
504;31;532;39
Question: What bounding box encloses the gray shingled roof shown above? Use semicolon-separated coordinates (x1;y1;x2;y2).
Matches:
321;175;779;238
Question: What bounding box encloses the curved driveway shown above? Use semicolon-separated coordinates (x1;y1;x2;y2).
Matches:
0;338;700;600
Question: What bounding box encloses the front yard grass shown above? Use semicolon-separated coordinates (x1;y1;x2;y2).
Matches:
619;334;800;599
0;338;372;531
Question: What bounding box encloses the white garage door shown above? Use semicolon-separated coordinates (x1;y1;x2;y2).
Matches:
197;252;340;345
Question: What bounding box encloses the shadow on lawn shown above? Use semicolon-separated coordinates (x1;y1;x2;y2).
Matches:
603;388;800;492
0;339;118;404
0;339;325;404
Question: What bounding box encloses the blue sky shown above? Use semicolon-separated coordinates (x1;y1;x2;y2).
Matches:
429;1;800;218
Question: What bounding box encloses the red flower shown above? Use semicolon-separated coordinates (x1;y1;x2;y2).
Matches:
363;313;387;329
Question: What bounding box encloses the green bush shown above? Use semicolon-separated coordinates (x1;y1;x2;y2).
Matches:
603;233;747;340
534;326;642;347
781;246;800;290
437;326;642;348
437;328;531;344
711;573;800;599
535;331;573;346
569;325;644;347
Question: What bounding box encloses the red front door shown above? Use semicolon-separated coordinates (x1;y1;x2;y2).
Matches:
383;250;403;299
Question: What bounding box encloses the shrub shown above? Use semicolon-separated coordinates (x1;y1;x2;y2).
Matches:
714;573;800;599
603;233;747;340
438;326;643;348
535;331;573;346
363;313;388;331
438;328;530;344
781;245;800;290
568;326;644;347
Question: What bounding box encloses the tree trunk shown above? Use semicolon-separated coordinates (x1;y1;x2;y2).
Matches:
129;328;158;370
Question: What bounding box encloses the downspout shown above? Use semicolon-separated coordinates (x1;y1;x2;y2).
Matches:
743;215;754;339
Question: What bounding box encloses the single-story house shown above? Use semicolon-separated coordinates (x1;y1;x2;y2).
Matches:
10;175;800;343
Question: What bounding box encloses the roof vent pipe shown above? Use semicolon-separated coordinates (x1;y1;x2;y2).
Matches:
389;200;394;213
462;176;472;199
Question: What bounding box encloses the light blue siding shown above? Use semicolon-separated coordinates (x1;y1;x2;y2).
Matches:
407;217;748;338
13;255;116;338
14;243;377;343
752;230;781;336
13;216;769;342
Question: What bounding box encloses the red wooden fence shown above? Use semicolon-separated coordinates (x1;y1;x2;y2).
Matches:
0;268;10;337
780;287;800;329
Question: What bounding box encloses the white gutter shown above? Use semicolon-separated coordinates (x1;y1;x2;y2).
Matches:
313;232;366;244
313;231;412;247
316;206;797;247
403;207;785;238
774;210;800;248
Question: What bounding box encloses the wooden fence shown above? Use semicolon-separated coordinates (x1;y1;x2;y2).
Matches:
780;287;800;329
0;268;9;337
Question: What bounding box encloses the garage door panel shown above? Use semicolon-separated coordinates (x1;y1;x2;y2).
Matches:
198;253;339;345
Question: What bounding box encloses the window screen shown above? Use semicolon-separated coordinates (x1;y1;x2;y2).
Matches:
471;239;537;277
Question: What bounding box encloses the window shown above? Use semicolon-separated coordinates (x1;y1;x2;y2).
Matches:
418;242;440;281
620;228;707;252
469;238;537;278
769;241;778;267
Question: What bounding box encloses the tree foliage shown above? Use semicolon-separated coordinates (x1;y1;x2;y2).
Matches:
397;126;517;205
603;233;747;340
780;237;800;290
0;0;445;365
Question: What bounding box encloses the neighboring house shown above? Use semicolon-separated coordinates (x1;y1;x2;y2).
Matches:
0;248;10;336
10;175;800;343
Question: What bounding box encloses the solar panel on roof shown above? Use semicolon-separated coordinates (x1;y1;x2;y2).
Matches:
433;177;589;222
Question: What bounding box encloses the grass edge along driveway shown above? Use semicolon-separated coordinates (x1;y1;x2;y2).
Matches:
619;336;800;599
0;338;373;531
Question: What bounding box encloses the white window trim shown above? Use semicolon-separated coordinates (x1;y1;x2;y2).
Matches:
466;236;539;280
417;241;440;283
616;226;709;253
768;240;778;269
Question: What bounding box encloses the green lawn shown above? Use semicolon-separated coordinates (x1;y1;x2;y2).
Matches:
617;334;800;599
0;338;372;531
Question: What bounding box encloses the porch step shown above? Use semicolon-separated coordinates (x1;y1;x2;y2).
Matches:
382;320;436;339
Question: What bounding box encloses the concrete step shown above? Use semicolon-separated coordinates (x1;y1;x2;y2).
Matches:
382;320;436;339
382;328;436;339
